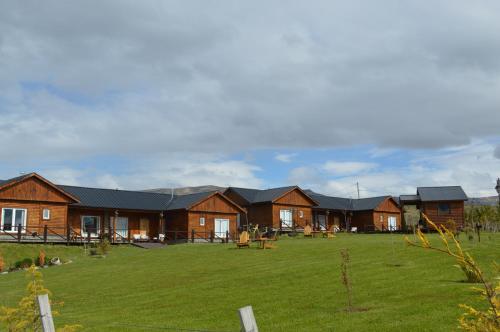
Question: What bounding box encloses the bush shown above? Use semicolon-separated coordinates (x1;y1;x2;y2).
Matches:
14;258;33;269
37;250;46;266
98;238;111;256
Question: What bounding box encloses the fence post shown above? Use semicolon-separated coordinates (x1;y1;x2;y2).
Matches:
87;232;91;243
226;230;229;243
210;230;214;243
17;226;22;243
174;230;177;243
191;229;195;243
37;294;55;332
238;306;258;332
43;225;48;244
66;225;70;245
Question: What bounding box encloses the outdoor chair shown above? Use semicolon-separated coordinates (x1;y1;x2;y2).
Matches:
351;227;358;233
236;231;250;248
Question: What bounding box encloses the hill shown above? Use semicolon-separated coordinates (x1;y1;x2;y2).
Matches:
144;185;226;195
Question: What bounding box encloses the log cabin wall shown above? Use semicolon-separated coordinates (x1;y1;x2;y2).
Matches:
272;204;313;229
0;201;68;234
246;204;274;228
68;208;160;238
165;210;189;232
188;211;238;237
0;177;74;235
421;201;465;227
350;211;374;230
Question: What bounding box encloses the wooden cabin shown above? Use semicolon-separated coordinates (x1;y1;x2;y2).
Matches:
0;173;79;237
399;186;468;230
311;194;402;231
59;185;169;241
165;191;245;241
224;186;318;230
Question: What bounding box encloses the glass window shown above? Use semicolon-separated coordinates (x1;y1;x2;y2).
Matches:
438;203;451;215
200;217;205;226
1;208;27;232
43;209;51;220
82;216;100;236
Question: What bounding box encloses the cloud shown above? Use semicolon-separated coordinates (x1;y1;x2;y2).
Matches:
1;0;500;164
289;141;500;198
322;161;377;175
495;145;500;159
1;2;500;190
275;153;297;163
37;157;263;190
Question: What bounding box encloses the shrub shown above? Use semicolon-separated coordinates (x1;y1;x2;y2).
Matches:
98;238;111;256
405;214;499;331
14;258;34;269
37;250;46;266
0;265;82;331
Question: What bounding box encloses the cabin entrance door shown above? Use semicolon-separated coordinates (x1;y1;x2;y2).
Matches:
215;218;229;239
140;218;150;236
116;217;128;239
388;216;397;231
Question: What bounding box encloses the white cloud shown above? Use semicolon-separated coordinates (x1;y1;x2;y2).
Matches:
289;141;500;198
322;161;377;175
37;157;263;190
274;153;297;163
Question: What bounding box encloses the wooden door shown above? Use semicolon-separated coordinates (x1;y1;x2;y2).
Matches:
140;218;149;236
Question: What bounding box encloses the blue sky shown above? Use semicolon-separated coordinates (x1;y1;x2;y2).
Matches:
1;1;500;197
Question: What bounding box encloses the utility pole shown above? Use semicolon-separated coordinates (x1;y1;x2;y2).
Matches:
356;182;360;199
495;178;500;207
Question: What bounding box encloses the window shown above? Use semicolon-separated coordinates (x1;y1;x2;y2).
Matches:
438;203;451;215
199;217;205;226
280;209;293;228
380;215;384;222
81;216;100;236
1;208;27;232
42;209;51;220
299;210;304;218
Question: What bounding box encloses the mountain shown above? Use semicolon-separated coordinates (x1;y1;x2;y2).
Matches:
466;196;499;206
143;185;226;196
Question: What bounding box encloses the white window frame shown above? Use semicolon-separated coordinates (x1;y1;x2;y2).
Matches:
81;215;101;237
199;217;205;226
1;208;27;233
299;210;304;218
42;208;51;220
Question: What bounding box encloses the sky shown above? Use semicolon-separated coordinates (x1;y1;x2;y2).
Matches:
1;1;500;197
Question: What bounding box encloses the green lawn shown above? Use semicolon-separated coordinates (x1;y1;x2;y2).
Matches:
0;233;499;331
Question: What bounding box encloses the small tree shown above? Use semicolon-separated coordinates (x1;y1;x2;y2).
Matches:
340;248;353;312
0;265;81;331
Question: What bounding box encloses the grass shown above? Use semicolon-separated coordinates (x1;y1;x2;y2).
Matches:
0;233;499;331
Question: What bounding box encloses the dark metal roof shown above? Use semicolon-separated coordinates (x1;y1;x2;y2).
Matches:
417;186;468;202
311;194;392;211
309;194;352;210
0;174;33;188
227;186;299;204
58;185;172;211
399;194;419;202
166;191;216;210
352;196;390;211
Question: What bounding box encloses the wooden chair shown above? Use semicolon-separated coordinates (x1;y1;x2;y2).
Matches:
303;225;313;238
236;231;250;248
